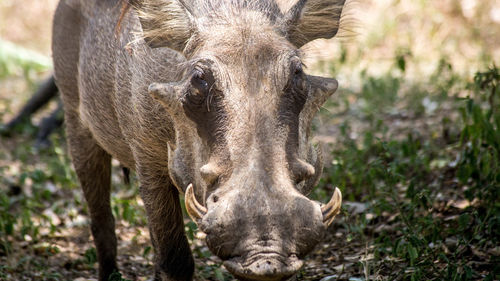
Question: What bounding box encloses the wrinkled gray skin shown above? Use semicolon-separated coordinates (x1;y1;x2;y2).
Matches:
52;0;344;280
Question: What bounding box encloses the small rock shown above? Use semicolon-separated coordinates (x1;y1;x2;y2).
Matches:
44;182;57;193
43;208;61;225
343;202;367;214
320;275;338;281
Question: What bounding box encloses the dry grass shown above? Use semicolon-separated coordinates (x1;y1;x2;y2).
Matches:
0;0;59;56
306;0;500;80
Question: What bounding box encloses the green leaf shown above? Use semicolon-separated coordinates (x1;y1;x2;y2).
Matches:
142;246;152;258
214;268;225;281
84;247;97;265
407;244;418;266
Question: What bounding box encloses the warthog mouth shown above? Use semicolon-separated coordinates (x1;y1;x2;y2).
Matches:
223;252;303;281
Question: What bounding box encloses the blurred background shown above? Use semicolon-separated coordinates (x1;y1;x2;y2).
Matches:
0;0;499;280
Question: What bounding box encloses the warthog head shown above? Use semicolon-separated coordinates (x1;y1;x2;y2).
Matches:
135;0;345;279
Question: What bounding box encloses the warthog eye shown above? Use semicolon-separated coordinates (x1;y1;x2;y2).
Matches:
187;68;212;105
192;69;208;91
287;62;307;105
294;64;304;76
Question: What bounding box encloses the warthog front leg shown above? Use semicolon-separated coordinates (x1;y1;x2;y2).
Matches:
137;167;194;281
65;112;117;281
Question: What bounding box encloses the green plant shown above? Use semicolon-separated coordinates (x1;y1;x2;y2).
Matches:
0;39;52;80
108;271;132;281
84;247;97;266
458;66;500;204
314;64;500;280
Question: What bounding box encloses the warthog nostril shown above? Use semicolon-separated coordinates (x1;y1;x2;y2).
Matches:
260;234;271;241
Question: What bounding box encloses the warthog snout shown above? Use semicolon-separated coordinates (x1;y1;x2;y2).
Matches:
184;172;342;280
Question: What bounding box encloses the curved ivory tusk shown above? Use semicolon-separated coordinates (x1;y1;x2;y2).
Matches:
321;187;342;227
185;184;207;223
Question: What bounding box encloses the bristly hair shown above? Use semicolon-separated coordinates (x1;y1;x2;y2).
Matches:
117;0;358;49
336;0;361;40
132;0;194;49
117;0;287;51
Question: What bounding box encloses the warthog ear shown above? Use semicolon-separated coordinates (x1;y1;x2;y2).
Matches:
281;0;346;48
298;75;338;194
133;0;195;51
300;75;338;139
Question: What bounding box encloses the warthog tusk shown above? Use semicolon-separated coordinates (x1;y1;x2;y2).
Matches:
321;187;342;227
185;184;207;223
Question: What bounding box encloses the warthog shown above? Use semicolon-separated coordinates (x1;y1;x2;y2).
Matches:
52;0;345;280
